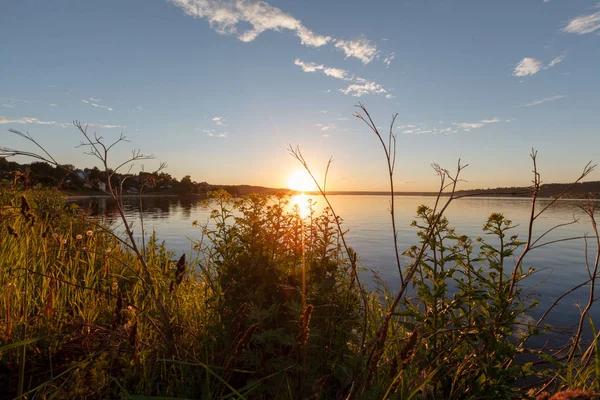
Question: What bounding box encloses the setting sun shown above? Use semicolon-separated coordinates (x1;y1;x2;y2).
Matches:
287;170;317;192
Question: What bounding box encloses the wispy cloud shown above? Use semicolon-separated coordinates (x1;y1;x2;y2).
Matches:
1;104;15;109
171;0;331;47
0;117;128;130
0;116;56;125
48;103;58;107
97;124;127;129
294;59;351;80
400;118;506;136
339;79;387;97
212;116;227;126
81;99;113;111
563;11;600;34
334;36;379;64
295;59;390;97
171;0;383;64
453;118;500;131
513;54;565;77
383;52;395;67
315;123;337;131
203;129;229;137
515;95;566;107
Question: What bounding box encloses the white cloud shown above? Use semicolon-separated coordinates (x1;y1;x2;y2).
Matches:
99;124;127;129
89;97;101;102
0;116;56;125
1;104;15;108
294;59;351;80
339;80;387;97
513;58;543;76
295;59;392;97
334;36;379;64
403;128;434;134
383;52;395;67
0;117;128;129
319;110;328;114
212;116;227;126
323;66;351;80
563;11;600;34
203;129;228;137
385;94;396;99
547;53;566;68
315;123;338;132
401;118;504;136
171;1;389;65
439;127;458;134
336;116;348;121
453;118;500;131
82;99;113;111
513;54;565;77
171;0;331;47
516;95;566;107
48;103;58;107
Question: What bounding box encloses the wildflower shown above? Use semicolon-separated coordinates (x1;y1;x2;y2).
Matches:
52;233;59;239
86;230;93;237
61;239;67;244
76;234;83;240
105;248;112;254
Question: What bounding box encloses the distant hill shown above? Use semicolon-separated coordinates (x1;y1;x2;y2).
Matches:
453;181;600;199
302;181;600;199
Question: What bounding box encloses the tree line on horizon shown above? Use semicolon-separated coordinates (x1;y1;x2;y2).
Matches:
0;157;290;196
453;181;600;199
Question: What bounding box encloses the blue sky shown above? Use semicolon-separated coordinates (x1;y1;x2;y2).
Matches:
1;0;599;191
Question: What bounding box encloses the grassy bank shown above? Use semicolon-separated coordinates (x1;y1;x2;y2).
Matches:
1;182;598;399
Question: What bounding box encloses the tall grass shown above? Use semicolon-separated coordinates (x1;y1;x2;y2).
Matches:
0;109;599;399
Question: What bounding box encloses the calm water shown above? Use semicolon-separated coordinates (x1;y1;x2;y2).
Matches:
73;195;599;331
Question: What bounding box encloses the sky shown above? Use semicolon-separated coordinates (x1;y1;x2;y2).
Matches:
1;0;599;192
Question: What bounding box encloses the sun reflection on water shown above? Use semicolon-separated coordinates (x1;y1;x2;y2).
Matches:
291;193;310;218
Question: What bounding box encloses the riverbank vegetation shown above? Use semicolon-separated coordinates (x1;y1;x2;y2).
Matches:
1;110;599;399
0;155;290;197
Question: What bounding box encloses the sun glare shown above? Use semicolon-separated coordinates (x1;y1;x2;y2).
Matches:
291;194;310;218
287;170;316;192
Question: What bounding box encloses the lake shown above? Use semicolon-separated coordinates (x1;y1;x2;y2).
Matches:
73;194;599;333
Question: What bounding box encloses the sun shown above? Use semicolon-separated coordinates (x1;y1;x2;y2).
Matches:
287;170;317;192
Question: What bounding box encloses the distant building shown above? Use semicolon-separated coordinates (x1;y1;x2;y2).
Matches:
74;169;92;188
